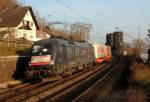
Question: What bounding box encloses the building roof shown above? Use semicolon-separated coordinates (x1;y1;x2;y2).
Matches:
0;6;39;29
19;25;32;30
37;30;50;38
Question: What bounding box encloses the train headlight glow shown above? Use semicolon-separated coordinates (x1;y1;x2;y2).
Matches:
29;62;31;66
50;60;54;65
123;51;128;56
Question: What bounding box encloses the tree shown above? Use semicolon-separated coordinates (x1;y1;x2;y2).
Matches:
70;23;92;42
0;0;20;10
131;39;147;53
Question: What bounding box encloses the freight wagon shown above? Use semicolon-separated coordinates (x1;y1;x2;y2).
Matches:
92;43;112;63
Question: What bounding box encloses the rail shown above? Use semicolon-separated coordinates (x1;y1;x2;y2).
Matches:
0;63;107;102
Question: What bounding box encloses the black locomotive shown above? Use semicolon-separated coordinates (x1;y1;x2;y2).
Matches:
25;38;95;80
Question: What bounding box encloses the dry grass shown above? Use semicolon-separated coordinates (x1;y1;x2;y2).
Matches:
126;88;147;102
129;62;150;85
95;89;147;102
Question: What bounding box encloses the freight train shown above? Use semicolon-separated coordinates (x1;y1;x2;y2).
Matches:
25;38;112;80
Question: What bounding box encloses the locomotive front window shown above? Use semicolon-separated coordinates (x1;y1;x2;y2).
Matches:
32;45;42;55
31;44;53;56
42;44;53;55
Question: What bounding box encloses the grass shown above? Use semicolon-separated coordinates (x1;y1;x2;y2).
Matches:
129;62;150;86
126;88;147;102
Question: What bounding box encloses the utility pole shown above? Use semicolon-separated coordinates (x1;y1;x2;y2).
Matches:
137;26;141;51
147;28;150;67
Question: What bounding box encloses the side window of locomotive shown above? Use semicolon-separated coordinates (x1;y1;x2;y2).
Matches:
42;44;53;55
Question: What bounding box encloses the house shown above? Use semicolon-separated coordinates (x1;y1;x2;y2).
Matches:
0;6;39;41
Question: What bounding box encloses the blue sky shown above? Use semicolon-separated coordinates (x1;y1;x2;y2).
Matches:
20;0;150;43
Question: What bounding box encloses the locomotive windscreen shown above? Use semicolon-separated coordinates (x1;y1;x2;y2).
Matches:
31;44;53;56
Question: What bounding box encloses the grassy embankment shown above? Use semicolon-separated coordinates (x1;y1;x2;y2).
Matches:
99;48;150;102
123;58;150;102
123;48;150;102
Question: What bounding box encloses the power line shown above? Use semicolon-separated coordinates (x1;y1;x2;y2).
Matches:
116;26;138;40
55;0;104;30
124;32;136;40
47;14;68;24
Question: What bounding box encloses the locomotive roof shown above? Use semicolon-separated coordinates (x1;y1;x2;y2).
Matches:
33;38;91;47
34;38;68;45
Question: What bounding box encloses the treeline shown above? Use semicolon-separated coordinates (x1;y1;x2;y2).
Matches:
40;22;92;42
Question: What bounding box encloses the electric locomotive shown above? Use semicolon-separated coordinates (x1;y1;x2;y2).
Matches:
25;38;95;80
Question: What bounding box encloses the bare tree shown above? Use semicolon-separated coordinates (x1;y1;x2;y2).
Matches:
132;39;147;53
70;23;92;42
34;10;92;42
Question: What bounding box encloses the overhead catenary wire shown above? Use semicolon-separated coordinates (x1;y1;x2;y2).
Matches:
55;0;139;41
116;26;137;40
123;32;137;40
55;0;104;31
47;14;69;25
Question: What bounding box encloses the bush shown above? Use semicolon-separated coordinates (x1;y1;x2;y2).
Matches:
0;42;31;56
129;62;150;86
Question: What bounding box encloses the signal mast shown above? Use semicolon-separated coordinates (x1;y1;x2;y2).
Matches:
147;29;150;66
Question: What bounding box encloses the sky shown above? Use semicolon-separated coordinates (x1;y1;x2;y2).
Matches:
20;0;150;43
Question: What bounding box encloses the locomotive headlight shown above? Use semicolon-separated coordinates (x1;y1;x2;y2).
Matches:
123;51;128;56
29;62;31;66
50;60;54;65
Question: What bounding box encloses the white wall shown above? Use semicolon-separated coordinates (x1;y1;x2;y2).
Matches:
0;28;8;31
17;10;37;41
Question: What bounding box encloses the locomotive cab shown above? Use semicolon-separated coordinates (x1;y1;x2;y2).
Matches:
25;43;56;79
30;44;55;66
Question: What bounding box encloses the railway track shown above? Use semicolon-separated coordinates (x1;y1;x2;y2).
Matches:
42;60;120;102
0;63;107;102
0;83;30;95
23;64;108;102
0;58;119;102
0;82;50;101
27;64;110;102
73;63;122;102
